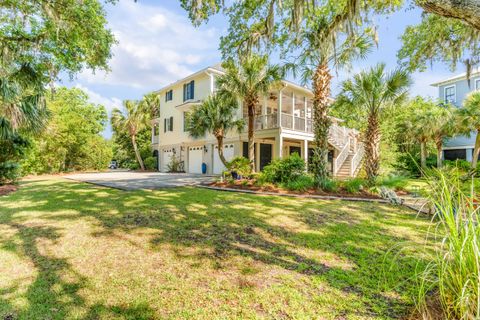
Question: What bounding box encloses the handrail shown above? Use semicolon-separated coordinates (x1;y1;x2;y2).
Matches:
334;139;350;175
350;143;364;176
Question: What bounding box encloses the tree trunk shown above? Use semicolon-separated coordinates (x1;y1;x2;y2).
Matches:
215;132;228;167
416;0;480;31
246;97;257;172
472;129;480;169
364;111;381;184
435;138;443;168
420;140;427;173
131;134;145;171
311;63;332;183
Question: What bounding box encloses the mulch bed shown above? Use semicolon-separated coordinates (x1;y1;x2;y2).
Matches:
210;180;381;200
0;184;17;196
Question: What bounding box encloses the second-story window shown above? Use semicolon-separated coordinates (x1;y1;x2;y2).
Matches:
183;81;195;101
475;79;480;91
165;90;173;102
164;117;173;132
444;85;456;104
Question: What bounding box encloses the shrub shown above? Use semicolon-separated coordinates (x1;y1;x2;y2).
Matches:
378;175;409;191
342;178;365;194
282;175;314;192
0;161;21;185
316;178;339;192
226;157;251;177
167;154;182;173
144;156;158;170
444;159;471;172
412;170;479;319
262;153;305;184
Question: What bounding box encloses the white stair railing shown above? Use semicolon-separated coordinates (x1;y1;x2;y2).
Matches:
350;143;364;176
333;138;350;175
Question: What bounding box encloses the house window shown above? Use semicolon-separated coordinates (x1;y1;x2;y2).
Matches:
475;79;480;91
444;85;456;104
183;112;189;132
165;90;173;102
164;117;173;132
183;81;195;101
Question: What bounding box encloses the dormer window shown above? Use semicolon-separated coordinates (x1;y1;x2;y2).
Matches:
183;81;195;102
444;85;456;104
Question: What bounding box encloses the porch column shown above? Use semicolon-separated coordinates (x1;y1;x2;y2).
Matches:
277;90;282;128
303;140;308;164
255;142;261;172
262;96;268;128
304;97;308;132
275;135;283;159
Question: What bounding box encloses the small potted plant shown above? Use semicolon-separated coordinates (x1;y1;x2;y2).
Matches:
226;157;251;180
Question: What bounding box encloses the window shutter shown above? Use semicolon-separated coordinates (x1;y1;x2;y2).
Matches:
170;116;173;131
164;118;166;132
183;84;186;102
190;81;195;100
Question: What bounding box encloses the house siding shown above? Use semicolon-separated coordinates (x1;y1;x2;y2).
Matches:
436;76;480;150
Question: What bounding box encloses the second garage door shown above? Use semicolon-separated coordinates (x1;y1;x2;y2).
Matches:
188;146;204;174
213;144;235;174
162;149;173;172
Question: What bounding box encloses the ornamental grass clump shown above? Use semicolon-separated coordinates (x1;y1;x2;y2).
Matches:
415;169;479;319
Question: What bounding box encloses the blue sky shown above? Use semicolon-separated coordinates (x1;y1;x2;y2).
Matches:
61;1;455;138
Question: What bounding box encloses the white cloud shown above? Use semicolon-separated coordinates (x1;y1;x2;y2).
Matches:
78;1;220;90
75;84;122;114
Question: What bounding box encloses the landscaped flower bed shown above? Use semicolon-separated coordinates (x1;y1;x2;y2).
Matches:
210;179;381;199
0;184;17;196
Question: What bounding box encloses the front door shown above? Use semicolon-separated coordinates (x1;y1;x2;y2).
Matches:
260;143;272;171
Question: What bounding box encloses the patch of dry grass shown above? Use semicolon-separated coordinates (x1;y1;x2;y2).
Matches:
0;177;433;319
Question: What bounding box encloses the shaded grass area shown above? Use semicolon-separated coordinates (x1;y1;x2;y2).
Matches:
0;177;433;319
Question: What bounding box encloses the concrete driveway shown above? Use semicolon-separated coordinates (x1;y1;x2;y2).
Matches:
64;171;215;191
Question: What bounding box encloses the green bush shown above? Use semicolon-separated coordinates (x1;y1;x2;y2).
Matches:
226;157;251;177
282;175;314;192
378;175;409;191
394;153;437;176
167;155;182;173
262;153;305;184
444;159;472;172
316;178;339;192
144;156;158;170
342;178;365;194
0;161;21;185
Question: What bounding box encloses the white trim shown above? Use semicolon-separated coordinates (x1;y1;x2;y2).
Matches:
444;85;456;104
442;146;475;150
431;68;480;87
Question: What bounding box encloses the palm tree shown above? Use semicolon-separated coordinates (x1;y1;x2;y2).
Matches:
335;63;410;183
425;104;455;168
292;19;372;183
459;91;480;169
216;55;282;171
140;92;161;119
111;100;148;171
187;93;244;166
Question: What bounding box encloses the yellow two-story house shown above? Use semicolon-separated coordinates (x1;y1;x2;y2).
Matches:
151;64;364;177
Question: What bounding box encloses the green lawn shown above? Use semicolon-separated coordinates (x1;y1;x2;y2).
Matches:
0;177;433;319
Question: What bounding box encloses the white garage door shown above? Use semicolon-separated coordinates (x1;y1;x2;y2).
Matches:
213;144;235;174
188;146;204;174
162;149;173;172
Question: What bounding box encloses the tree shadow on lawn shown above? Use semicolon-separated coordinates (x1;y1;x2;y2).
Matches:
0;178;433;319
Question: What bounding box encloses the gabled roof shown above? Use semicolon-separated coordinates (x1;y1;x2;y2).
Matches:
431;68;480;87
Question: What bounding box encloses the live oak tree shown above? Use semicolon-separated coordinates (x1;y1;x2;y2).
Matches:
0;0;115;137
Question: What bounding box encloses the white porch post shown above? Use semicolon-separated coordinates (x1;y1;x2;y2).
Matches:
262;96;267;128
277;90;282;128
275;135;283;159
303;140;308;163
304;97;307;132
255;142;261;172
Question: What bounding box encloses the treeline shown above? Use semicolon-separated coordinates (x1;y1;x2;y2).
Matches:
1;87;112;184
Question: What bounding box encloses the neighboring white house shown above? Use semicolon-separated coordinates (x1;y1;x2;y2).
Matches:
151;64;364;177
431;68;480;162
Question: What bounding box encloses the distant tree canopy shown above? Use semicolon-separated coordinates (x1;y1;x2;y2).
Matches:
0;0;115;137
23;87;112;174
